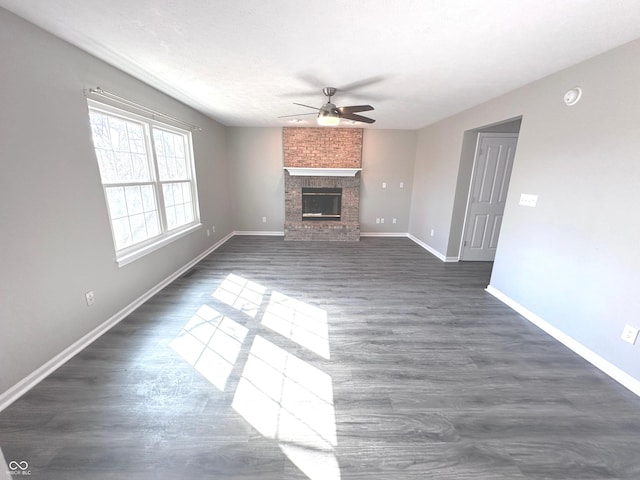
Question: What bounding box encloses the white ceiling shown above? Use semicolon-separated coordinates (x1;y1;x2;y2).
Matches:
2;0;640;129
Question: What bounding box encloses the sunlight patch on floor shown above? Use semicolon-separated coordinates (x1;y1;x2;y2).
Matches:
262;291;330;359
0;447;13;480
170;304;248;391
232;336;339;480
174;273;340;480
212;273;266;318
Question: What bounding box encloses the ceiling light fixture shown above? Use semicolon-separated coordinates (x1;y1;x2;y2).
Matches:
317;105;340;126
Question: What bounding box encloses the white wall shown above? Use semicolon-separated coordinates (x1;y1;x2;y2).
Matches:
409;38;640;383
0;9;233;396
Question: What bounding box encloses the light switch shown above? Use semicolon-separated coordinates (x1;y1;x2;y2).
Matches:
519;193;538;207
621;324;639;345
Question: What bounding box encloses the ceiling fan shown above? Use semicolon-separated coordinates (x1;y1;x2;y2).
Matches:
279;87;376;126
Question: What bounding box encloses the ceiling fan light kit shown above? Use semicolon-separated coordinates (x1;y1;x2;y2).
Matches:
317;108;341;126
282;86;376;126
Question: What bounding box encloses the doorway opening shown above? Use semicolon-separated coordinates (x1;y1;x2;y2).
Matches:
451;117;522;262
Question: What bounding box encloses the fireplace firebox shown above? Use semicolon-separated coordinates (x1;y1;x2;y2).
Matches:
302;187;342;221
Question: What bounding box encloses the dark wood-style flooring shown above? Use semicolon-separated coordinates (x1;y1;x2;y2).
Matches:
1;236;640;479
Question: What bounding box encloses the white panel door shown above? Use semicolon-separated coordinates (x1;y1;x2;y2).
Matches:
461;133;518;261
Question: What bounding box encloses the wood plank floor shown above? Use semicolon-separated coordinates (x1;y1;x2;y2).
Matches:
1;236;640;479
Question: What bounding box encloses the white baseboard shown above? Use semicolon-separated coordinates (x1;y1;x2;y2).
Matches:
360;232;408;238
407;233;458;262
233;230;284;236
486;285;640;398
0;232;235;413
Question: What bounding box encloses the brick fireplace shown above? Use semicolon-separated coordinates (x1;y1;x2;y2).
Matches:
283;127;362;241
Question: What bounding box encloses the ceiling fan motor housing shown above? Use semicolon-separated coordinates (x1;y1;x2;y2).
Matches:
322;87;337;98
320;102;338;113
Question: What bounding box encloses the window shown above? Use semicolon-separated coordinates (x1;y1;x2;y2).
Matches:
87;100;200;265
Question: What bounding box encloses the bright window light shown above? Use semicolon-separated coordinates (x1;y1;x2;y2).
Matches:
87;100;200;263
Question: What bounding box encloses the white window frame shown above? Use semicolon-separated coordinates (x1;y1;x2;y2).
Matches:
87;99;201;266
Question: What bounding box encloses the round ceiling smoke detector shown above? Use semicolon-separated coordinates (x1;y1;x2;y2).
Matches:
563;87;582;106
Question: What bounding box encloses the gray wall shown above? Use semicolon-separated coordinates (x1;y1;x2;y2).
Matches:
361;130;416;233
0;9;233;395
226;128;417;234
227;128;285;232
409;39;640;381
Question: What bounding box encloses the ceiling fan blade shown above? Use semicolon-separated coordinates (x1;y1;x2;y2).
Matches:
339;112;376;124
338;105;374;114
277;112;318;118
293;102;320;111
338;76;386;93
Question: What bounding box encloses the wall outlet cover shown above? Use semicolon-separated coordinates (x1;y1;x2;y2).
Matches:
85;291;95;306
621;324;639;345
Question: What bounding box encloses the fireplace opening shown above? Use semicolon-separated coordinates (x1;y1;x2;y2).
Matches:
302;187;342;221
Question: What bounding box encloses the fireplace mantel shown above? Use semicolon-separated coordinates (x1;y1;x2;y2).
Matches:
284;167;362;177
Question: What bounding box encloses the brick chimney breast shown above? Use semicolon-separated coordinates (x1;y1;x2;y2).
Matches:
283;128;362;168
282;127;362;241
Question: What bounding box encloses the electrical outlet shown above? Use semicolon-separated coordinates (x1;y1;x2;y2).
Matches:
262;217;267;223
392;218;397;224
375;218;380;224
382;182;387;189
212;225;215;233
206;229;210;237
621;324;639;345
430;229;434;237
380;218;385;224
85;291;95;306
400;182;404;188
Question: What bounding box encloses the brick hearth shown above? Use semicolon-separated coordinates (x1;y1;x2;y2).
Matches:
283;127;362;241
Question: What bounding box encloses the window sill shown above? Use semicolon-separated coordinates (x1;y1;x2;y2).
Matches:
116;223;202;267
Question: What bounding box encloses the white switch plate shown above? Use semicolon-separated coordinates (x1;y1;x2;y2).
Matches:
399;182;404;188
382;182;387;189
262;217;267;223
519;193;538;207
621;324;639;345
